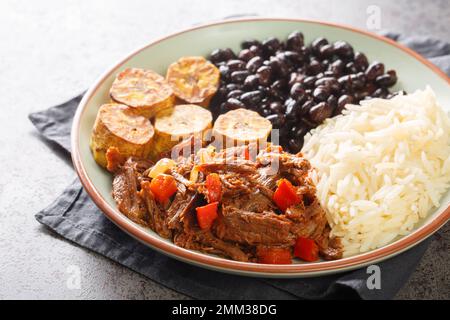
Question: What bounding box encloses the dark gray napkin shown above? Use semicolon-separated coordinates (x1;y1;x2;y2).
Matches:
30;33;450;300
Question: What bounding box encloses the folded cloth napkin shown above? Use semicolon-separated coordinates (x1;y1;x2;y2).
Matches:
30;32;450;300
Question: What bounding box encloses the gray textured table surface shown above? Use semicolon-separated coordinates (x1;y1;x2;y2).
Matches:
0;0;448;299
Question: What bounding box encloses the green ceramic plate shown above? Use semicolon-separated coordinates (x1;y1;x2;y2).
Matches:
72;18;450;277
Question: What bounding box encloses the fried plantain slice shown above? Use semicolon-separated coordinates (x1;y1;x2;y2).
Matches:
90;103;154;168
110;68;175;118
151;104;213;159
213;108;272;148
166;56;220;106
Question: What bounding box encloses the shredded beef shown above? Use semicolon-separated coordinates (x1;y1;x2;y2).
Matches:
112;158;152;226
111;145;343;263
215;206;295;246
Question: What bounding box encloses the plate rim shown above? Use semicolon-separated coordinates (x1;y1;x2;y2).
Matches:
71;17;450;276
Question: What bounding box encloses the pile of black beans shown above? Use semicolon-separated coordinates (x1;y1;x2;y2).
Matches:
208;31;402;153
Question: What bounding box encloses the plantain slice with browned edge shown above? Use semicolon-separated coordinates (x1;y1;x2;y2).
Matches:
90;103;154;168
150;104;212;159
110;68;175;118
212;108;272;149
166;56;220;107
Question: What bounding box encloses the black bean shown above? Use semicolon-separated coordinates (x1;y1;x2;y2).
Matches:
265;114;286;128
291;126;309;138
286;31;305;51
300;99;315;116
225;98;245;110
299;116;317;129
354;52;369;71
257;66;272;86
238;49;256;62
262;37;281;55
288;72;305;87
372;87;389;98
240;91;263;107
338;74;352;91
241;39;261;49
249;45;263;56
365;61;385;81
227;89;244;99
269;101;285;113
311;37;329;53
313;85;331;102
319;44;335;59
290;83;306;101
270;78;287;92
223;48;236;60
270;56;290;78
261;107;272;117
337;94;353;113
345;62;358;74
230;70;250;83
225;83;243;92
268;57;281;73
387;90;406;99
289;125;300;137
246;56;264;73
285;98;301;121
269;87;284;100
210;48;232;64
353;91;369;101
306;59;323;75
302;76;317;88
288;139;302;153
350;73;365;90
309;102;333;123
215;61;227;68
243;74;260;90
315;72;325;79
329;59;345;76
327;94;337;110
315;77;341;93
216;102;226;114
284;51;304;65
227;59;246;71
219;65;231;81
257;85;269;97
323;70;336;77
333;41;354;59
375;70;397;87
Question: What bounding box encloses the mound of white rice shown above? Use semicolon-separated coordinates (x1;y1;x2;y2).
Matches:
302;87;450;256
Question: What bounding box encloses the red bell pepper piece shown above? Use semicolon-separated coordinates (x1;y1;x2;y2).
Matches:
294;237;319;262
243;146;250;160
149;174;178;204
257;247;292;264
196;202;219;230
205;173;222;203
273;179;301;212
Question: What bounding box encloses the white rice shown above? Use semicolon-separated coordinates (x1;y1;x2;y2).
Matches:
302;87;450;256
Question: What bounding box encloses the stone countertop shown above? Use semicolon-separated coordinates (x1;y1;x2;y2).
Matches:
0;0;448;299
